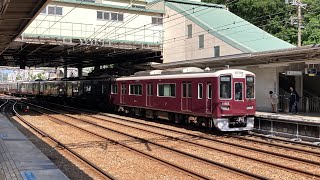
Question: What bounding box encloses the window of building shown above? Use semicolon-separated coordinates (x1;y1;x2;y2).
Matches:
104;12;110;20
199;34;204;49
214;46;220;57
198;83;203;99
40;7;46;14
56;7;63;15
45;6;63;15
220;75;232;99
111;84;118;94
48;6;55;15
130;84;142;95
111;13;117;20
152;17;163;25
97;11;103;19
187;24;192;38
118;14;124;21
97;11;123;22
158;84;175;97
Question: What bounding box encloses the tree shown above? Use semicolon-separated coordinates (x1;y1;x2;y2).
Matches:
202;0;320;45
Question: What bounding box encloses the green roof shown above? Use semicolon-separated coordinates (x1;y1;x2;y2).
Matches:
166;0;295;52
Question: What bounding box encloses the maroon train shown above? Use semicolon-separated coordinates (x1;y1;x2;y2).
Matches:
111;68;256;131
0;67;256;131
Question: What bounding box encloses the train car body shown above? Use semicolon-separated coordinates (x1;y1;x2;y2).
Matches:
111;68;256;131
1;68;256;131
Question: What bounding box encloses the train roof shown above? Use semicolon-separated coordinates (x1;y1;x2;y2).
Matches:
117;69;255;81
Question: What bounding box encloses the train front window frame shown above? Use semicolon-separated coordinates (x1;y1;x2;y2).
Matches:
234;82;243;101
158;83;176;97
246;76;255;99
219;75;232;99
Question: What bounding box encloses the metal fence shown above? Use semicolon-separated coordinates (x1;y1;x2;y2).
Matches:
279;95;320;113
22;19;163;44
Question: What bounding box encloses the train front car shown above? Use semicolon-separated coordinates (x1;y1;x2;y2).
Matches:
213;69;256;131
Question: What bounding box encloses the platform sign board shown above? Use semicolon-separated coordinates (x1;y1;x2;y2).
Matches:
285;71;303;76
307;68;317;76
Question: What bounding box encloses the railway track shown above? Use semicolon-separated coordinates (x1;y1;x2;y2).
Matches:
22;101;320;179
2;100;116;180
23;102;268;179
37;100;320;157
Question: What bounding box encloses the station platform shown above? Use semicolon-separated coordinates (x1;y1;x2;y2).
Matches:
254;111;320;142
256;111;320;125
0;114;69;180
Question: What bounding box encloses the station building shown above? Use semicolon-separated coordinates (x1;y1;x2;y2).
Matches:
159;0;320;112
23;0;164;45
19;0;320;112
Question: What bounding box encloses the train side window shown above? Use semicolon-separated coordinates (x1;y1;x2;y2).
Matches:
158;84;175;97
129;84;142;95
220;75;232;99
198;83;203;99
207;84;212;99
147;84;153;96
121;84;126;94
246;76;255;99
182;83;192;98
111;84;118;94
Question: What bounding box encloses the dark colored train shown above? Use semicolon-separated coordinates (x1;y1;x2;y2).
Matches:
0;67;256;131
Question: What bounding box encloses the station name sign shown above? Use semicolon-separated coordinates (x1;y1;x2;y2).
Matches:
285;71;303;76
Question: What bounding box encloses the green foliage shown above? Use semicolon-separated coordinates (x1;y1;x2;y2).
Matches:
202;0;320;45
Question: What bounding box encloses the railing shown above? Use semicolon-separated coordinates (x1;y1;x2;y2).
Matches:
279;95;320;113
22;19;163;44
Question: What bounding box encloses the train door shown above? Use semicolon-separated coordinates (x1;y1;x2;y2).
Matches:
181;82;192;111
120;83;126;104
206;83;212;114
146;83;153;107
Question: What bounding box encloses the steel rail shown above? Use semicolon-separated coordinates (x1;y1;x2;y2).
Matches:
20;104;215;180
38;100;320;157
26;102;267;180
10;100;116;180
35;104;320;179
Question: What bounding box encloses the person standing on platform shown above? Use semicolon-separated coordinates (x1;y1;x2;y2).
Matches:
289;86;300;114
269;91;278;113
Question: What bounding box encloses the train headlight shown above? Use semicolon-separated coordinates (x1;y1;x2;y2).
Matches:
220;106;230;110
246;106;254;110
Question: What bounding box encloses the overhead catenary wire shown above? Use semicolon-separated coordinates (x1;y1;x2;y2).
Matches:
101;0;241;42
18;0;89;54
127;8;296;45
104;17;292;59
101;9;294;58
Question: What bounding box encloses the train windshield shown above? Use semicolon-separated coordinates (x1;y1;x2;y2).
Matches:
220;75;231;99
246;76;255;99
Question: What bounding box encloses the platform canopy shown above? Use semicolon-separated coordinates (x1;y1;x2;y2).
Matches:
0;0;50;55
152;45;320;69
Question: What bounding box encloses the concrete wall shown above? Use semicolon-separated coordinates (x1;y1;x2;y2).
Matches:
23;1;163;43
247;66;278;112
163;7;243;63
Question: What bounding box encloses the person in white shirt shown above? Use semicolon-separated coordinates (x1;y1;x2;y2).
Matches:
269;91;278;113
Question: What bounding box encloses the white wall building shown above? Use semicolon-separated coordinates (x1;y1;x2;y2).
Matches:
23;0;164;44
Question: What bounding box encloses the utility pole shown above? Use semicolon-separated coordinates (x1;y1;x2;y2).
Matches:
287;0;307;47
297;0;302;47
